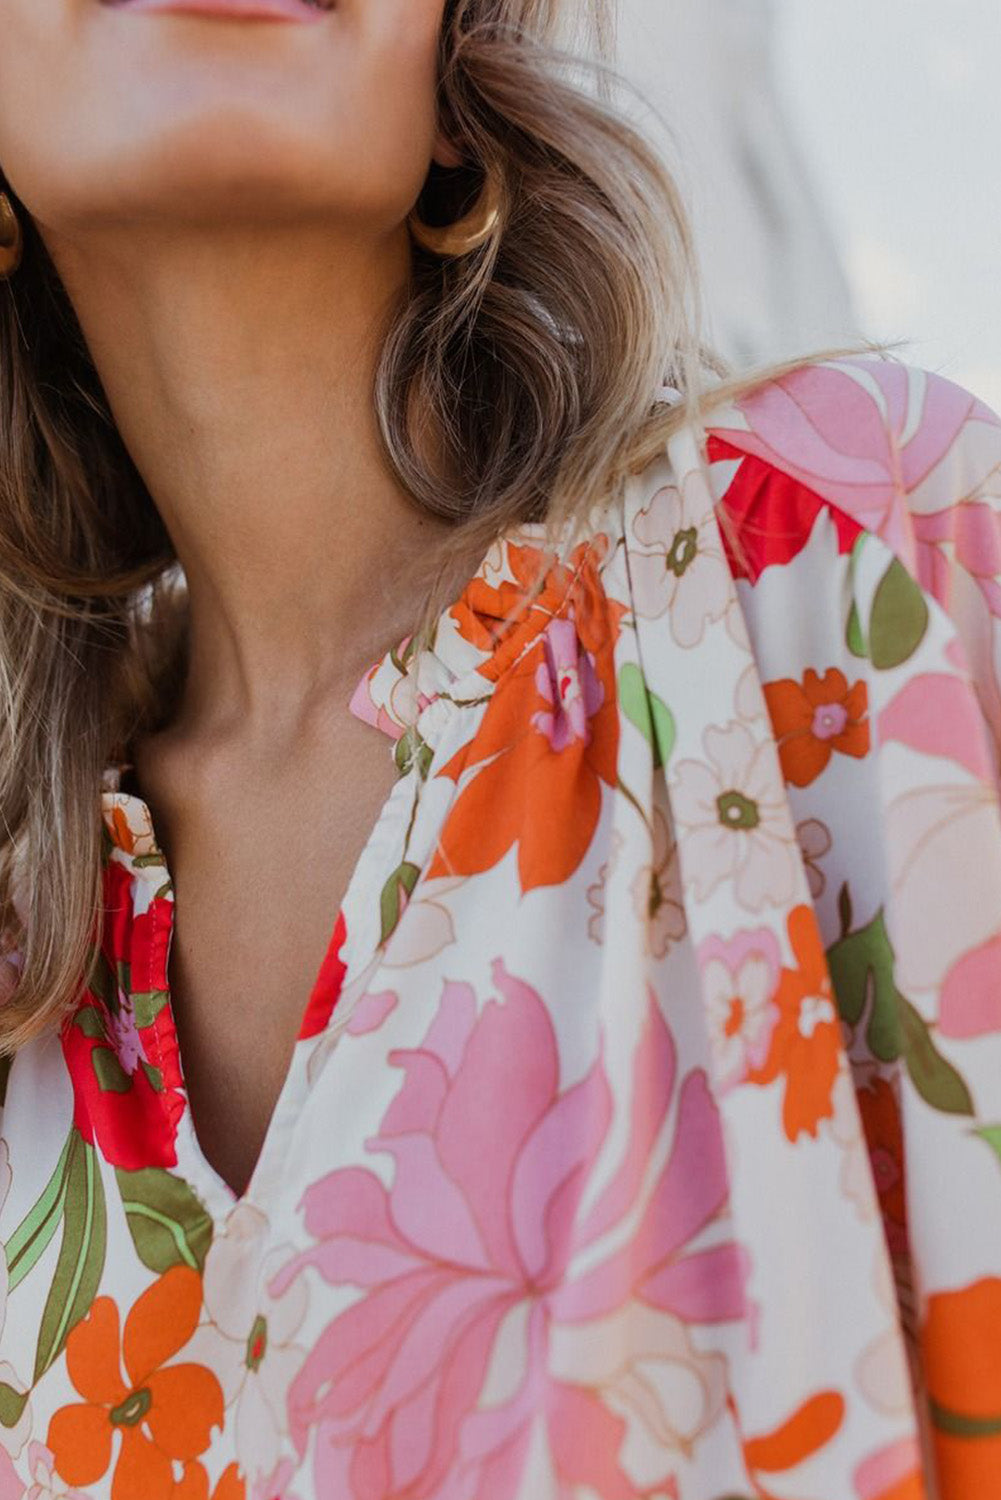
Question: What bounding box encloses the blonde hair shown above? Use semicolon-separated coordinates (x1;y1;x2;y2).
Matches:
0;0;891;1049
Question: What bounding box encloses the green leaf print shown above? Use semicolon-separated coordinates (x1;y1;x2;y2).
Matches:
92;1048;131;1094
73;1005;107;1041
845;599;867;659
868;556;929;669
899;999;974;1117
394;726;434;781
0;1384;27;1430
132;851;167;870
130;990;170;1029
827;902;974;1116
5;1132;73;1294
972;1123;1001;1173
116;1167;213;1274
140;1061;164;1092
826;905;900;1041
845;533;869;659
380;861;421;946
618;663;676;769
33;1130;107;1384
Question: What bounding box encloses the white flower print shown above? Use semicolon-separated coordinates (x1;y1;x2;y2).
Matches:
854;1245;917;1419
382;876;461;969
186;1203;308;1485
670;720;800;912
585;831;623;946
630;476;733;647
796;817;833;900
701;944;779;1092
630;805;687;959
549;1306;730;1483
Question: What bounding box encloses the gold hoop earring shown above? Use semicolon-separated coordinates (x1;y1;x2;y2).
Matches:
0;193;23;281
407;163;504;258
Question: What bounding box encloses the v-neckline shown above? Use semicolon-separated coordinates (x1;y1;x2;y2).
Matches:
102;757;420;1216
89;502;612;1217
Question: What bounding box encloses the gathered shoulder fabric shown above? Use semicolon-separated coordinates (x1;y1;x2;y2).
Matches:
0;353;998;1499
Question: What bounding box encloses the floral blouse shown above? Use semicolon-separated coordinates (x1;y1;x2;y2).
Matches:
0;353;998;1500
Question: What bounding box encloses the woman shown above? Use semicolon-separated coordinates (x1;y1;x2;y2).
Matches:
0;1;997;1496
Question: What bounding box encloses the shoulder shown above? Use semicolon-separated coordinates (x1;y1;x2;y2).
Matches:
695;354;1001;585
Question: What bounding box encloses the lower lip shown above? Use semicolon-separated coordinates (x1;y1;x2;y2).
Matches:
103;0;330;21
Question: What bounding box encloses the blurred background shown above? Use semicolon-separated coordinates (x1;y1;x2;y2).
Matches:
614;0;1001;411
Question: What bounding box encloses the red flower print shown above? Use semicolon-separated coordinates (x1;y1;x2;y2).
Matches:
747;904;842;1141
856;1076;908;1258
270;963;751;1499
61;857;184;1171
47;1266;224;1500
706;439;864;586
297;909;348;1040
428;541;627;891
763;667;870;787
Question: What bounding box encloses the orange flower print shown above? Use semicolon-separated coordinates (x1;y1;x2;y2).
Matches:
47;1266;224;1500
107;802;137;856
448;538;586;661
176;1460;246;1500
730;1388;846;1500
747;904;842;1141
428;541;626;891
921;1276;1001;1496
763;667;869;787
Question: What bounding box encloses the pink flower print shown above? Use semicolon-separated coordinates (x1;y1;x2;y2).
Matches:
723;357;999;563
853;1434;924;1500
250;1458;303;1500
885;776;1001;996
0;1450;23;1500
629;474;732;647
107;994;145;1078
531;617;604;751
270;963;750;1500
913;489;1001;621
939;932;1001;1039
697;928;781;1092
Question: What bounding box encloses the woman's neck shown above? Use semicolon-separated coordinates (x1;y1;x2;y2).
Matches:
44;218;456;738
